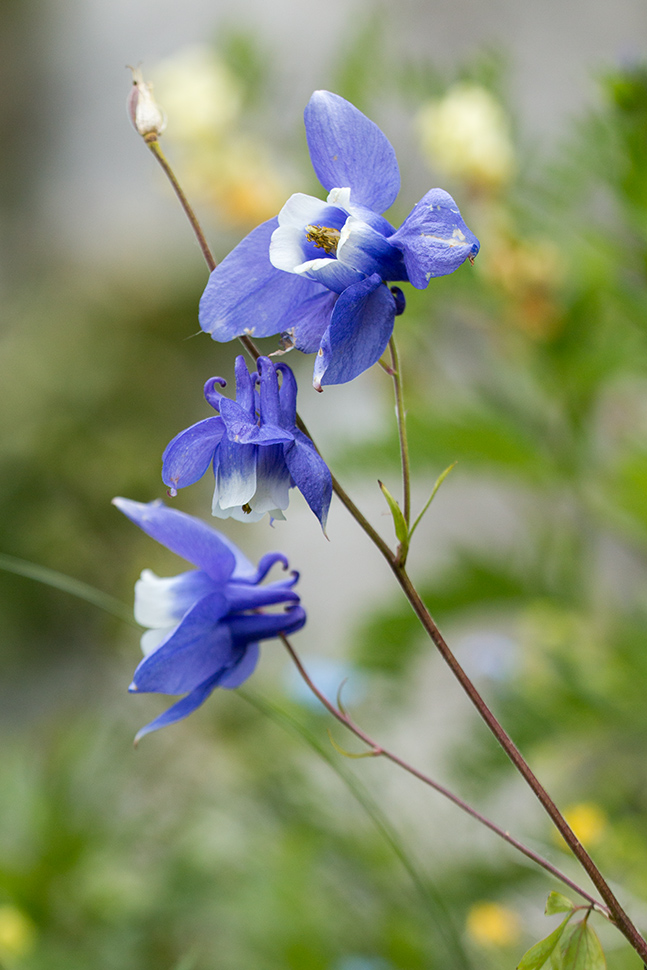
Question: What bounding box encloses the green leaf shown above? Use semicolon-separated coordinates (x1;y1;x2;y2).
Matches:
378;480;409;550
545;892;576;916
517;916;572;970
558;920;606;970
409;461;457;539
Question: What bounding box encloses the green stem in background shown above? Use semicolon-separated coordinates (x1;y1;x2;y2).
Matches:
388;335;411;534
240;689;474;970
141;139;647;962
0;553;136;627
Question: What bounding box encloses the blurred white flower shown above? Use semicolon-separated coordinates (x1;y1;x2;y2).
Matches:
148;44;290;227
152;44;242;141
417;84;515;190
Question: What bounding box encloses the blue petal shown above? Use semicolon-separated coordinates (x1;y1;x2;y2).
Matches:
338;217;407;281
312;274;396;388
203;375;227;411
294;254;364;294
284;432;332;529
213;438;257;512
218;534;258;582
280;290;338;354
113;499;236;584
388;188;480;289
162;416;225;493
227;604;307;645
130;591;232;695
305;91;400;214
133;672;222;743
199;218;329;341
223;581;300;613
219;398;293;446
252;551;291;584
258;356;281;428
219;642;260;689
233;355;257;416
276;363;298;427
250;444;291;515
134;568;216;629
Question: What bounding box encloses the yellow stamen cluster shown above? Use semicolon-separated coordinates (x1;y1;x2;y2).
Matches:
305;224;340;256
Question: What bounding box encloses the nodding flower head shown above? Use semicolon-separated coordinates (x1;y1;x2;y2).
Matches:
161;355;332;529
113;497;306;742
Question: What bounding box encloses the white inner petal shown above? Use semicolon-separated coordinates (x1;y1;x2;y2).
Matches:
140;626;173;657
277;192;332;229
327;187;351;207
134;569;185;629
215;458;257;510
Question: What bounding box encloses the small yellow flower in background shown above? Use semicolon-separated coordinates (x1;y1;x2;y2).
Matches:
148;44;290;228
466;900;521;947
0;904;37;959
484;232;564;338
417;84;515;191
554;802;608;850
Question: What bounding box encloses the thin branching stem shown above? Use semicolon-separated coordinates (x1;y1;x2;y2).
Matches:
280;635;606;913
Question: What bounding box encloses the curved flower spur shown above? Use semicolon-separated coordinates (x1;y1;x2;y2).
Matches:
113;498;306;742
200;90;480;389
161;355;332;529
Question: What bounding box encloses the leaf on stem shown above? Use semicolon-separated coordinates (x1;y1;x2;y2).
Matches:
327;730;379;759
409;462;458;540
378;480;409;553
545;892;576;916
553;919;606;970
517;915;573;970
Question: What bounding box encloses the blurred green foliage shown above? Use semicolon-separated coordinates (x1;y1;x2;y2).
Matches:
4;17;647;970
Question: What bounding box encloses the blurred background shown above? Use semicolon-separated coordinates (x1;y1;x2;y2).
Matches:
3;1;647;967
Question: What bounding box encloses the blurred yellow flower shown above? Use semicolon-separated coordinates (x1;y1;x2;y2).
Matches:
555;802;608;850
417;84;515;191
0;905;37;958
466;900;521;947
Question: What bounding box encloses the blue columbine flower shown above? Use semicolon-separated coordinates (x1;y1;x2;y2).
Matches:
113;497;306;741
199;90;480;389
161;355;332;529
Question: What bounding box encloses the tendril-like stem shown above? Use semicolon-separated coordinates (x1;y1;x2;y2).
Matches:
280;634;606;913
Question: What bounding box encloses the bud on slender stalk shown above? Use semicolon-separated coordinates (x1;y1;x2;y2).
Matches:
127;66;166;142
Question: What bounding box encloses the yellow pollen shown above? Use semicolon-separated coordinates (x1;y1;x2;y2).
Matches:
242;503;252;514
305;224;340;256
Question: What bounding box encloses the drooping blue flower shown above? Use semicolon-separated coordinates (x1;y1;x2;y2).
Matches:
113;497;306;741
200;90;480;389
162;355;332;529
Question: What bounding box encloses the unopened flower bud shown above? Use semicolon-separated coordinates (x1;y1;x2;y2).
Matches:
127;66;167;141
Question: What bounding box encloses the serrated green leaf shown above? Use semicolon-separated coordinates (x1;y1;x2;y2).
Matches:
378;480;409;549
517;915;572;970
558;920;606;970
545;892;576;916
